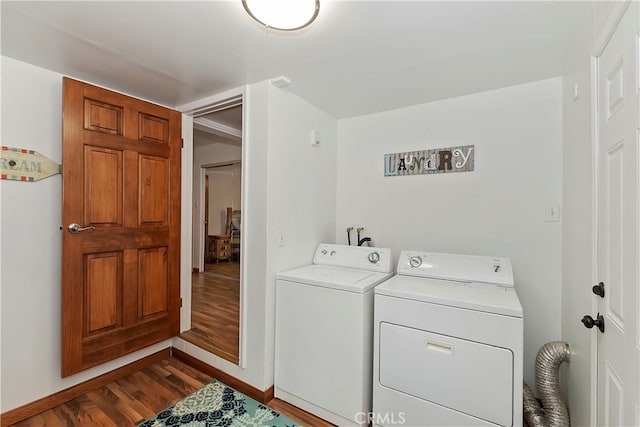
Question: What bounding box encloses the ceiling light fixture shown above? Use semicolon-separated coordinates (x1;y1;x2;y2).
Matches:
242;0;320;31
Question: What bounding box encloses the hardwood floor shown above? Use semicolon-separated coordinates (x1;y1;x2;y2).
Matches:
11;358;210;427
267;399;335;427
203;260;240;279
180;262;240;364
11;357;334;427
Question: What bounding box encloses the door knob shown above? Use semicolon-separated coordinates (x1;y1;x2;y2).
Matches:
67;223;96;234
592;282;605;298
581;313;605;333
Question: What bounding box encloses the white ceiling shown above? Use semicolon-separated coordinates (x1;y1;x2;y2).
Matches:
1;1;591;120
206;162;242;174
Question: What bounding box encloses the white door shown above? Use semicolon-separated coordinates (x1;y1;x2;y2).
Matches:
595;2;639;425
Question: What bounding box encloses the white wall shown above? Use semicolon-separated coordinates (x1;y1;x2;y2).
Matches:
263;84;338;385
336;78;563;389
0;56;172;412
207;170;241;235
560;8;597;426
192;143;242;268
561;67;595;427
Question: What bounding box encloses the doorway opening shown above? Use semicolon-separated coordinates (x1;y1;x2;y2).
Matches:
181;96;244;365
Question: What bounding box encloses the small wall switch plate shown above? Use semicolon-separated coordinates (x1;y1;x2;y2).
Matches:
310;130;320;147
276;230;286;247
545;204;560;222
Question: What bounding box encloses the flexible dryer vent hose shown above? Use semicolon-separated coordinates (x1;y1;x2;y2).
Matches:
523;341;572;427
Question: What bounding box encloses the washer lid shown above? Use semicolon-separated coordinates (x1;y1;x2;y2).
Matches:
277;265;393;293
375;275;523;317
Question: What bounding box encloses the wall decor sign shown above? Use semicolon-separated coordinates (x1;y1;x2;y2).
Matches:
0;146;62;182
384;144;474;177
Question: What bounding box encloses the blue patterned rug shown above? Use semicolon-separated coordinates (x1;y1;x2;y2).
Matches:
138;380;300;427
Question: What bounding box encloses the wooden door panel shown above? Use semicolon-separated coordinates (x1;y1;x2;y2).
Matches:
83;132;171;156
139;113;170;143
139;246;169;319
84;252;122;335
62;77;181;377
139;155;169;225
84;98;123;135
84;146;123;226
80;317;173;366
78;229;170;252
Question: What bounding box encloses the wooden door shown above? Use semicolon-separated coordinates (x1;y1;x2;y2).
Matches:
204;173;209;265
61;78;181;377
595;2;639;424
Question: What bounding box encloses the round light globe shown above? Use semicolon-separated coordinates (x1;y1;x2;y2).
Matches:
243;0;320;31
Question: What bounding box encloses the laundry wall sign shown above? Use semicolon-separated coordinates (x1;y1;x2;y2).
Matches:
0;146;62;182
384;145;474;176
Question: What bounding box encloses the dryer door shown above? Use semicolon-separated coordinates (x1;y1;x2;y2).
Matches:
379;322;514;426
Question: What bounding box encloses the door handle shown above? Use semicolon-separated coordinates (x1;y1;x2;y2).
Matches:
592;282;605;298
67;223;96;234
581;313;605;333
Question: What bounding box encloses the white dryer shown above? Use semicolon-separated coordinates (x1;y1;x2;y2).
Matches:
275;243;394;427
373;250;523;427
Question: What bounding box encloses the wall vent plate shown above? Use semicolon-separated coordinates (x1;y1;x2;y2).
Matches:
270;76;291;88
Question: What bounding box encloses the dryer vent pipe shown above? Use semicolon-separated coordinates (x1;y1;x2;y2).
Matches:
523;341;572;427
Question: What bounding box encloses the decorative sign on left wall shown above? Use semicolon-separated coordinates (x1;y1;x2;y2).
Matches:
0;146;61;182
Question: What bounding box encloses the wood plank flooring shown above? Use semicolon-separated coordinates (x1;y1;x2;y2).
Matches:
203;261;240;278
180;262;240;364
11;358;210;427
10;357;334;427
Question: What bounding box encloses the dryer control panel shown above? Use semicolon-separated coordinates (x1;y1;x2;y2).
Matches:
397;250;514;286
313;243;393;273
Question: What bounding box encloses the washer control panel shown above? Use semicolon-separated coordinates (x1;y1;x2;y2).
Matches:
409;256;422;268
397;250;514;287
313;243;393;273
368;251;381;264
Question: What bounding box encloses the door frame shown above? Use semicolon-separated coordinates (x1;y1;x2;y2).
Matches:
196;160;244;271
200;161;242;270
179;87;247;368
589;1;633;424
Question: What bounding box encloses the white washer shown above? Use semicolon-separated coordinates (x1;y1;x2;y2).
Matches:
275;243;394;427
373;250;523;427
